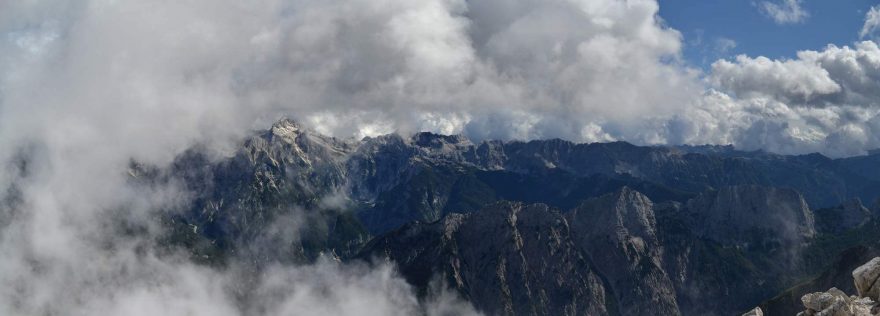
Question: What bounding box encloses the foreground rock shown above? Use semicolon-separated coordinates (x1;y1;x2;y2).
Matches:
799;287;875;316
793;258;880;316
854;258;880;301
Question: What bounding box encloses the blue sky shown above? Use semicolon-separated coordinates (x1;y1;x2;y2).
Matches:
659;0;878;68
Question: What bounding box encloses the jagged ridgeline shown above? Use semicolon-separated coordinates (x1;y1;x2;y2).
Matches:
133;119;880;315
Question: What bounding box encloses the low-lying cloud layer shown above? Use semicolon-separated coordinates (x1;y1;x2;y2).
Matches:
1;0;880;314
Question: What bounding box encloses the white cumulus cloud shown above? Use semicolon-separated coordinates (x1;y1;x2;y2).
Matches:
709;55;840;104
710;41;880;107
704;41;880;156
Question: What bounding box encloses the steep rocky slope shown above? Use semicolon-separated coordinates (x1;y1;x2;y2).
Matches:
361;185;854;315
360;202;615;316
567;188;680;315
150;119;369;263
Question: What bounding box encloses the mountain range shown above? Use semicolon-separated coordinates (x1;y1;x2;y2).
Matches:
134;119;880;315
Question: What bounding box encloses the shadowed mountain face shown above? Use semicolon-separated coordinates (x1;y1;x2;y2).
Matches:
361;186;835;315
144;120;880;315
360;202;614;316
685;185;816;248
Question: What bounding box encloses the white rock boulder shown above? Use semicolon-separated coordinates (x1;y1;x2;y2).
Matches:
853;257;880;301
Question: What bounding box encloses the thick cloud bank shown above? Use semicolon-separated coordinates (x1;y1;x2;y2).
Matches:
2;0;704;146
1;0;880;314
5;0;879;156
707;41;880;156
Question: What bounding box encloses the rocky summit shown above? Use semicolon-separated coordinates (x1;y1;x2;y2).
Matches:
143;119;880;315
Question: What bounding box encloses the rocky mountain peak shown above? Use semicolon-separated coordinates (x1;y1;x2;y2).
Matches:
247;118;355;168
567;188;680;316
570;186;658;242
411;132;472;148
407;132;476;162
270;118;304;143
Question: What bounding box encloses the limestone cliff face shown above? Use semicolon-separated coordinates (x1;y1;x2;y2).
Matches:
567;187;680;316
361;202;614;316
360;186;828;316
686;185;816;248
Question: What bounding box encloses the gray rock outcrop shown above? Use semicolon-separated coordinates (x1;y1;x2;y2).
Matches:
798;287;875;316
853;258;880;301
793;258;880;316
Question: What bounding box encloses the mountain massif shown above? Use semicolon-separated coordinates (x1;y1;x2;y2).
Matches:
136;119;880;315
